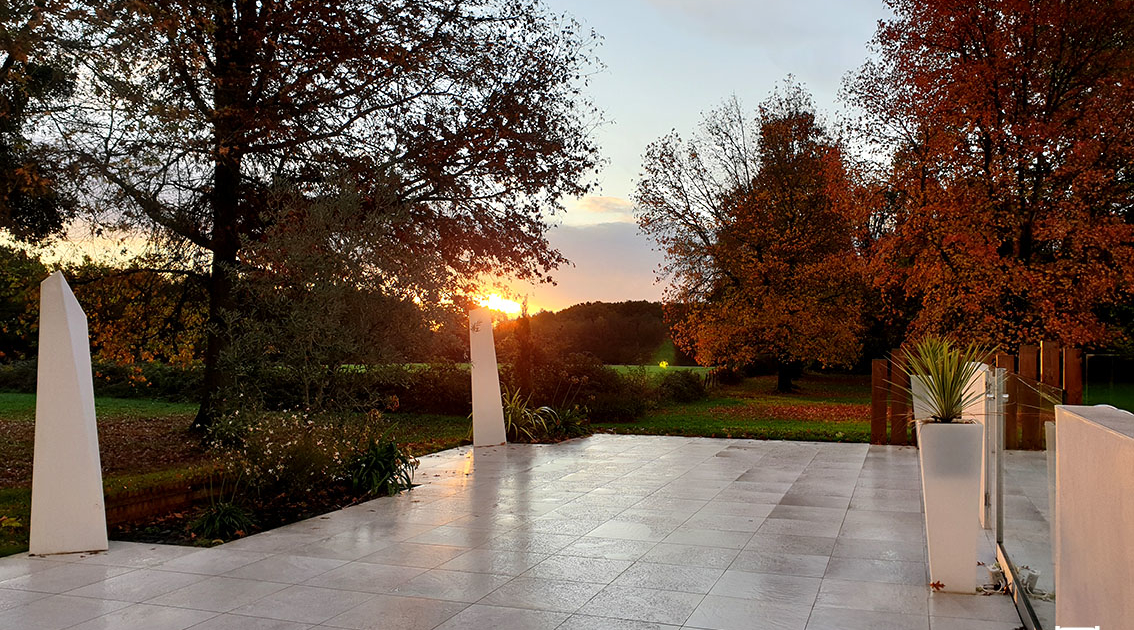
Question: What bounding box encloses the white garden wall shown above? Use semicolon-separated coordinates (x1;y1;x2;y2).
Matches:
1054;404;1134;628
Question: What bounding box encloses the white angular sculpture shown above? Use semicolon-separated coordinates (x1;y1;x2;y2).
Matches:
30;271;108;555
469;307;506;447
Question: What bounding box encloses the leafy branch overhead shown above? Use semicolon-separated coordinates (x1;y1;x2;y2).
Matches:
32;0;604;427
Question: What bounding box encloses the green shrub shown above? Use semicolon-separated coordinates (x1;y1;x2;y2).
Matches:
92;362;203;401
0;360;35;393
542;406;590;439
204;409;254;449
346;435;418;496
256;430;333;493
217;408;419;498
0;360;202;401
395;363;471;415
586;394;650;422
211;361;471;416
501;387;552;442
658;369;708;402
532;353;622;413
712;366;745;386
222;412;345;492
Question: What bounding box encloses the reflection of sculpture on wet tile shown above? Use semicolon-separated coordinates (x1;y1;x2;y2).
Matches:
469;307;506;447
30;271;108;555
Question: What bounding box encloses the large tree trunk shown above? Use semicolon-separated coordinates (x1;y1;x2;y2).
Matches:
193;3;245;431
192;128;241;430
193;240;237;431
192;148;243;431
775;359;800;393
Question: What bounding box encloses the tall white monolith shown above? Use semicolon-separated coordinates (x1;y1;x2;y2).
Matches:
469;307;506;447
30;271;108;555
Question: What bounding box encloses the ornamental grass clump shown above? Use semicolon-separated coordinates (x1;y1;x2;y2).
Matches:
346;434;418;497
902;337;993;423
476;386;590;443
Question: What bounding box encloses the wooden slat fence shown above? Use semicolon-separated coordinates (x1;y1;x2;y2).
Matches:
870;341;1083;449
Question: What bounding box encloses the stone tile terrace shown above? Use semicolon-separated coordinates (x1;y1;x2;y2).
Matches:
0;435;1021;629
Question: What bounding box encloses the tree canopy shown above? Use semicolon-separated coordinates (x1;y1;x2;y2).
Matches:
40;0;602;425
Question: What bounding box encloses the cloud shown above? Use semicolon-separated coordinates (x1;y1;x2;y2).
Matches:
562;195;637;226
643;0;884;44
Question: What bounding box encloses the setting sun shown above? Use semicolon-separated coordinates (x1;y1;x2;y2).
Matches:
477;294;523;316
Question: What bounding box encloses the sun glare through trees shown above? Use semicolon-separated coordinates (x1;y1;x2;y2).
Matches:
477;294;524;317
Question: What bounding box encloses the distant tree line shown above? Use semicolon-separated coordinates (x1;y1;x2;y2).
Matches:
0;246;693;375
493;301;696;367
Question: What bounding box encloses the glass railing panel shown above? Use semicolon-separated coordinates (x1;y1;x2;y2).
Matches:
998;372;1059;628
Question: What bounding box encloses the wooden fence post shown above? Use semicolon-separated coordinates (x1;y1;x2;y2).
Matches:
1018;345;1040;449
1064;347;1084;405
871;359;888;444
996;353;1018;450
1039;341;1062;449
890;350;910;446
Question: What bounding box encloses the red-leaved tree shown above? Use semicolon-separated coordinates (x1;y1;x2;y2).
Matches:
847;0;1134;348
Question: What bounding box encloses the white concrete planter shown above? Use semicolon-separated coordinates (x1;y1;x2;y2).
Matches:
917;420;982;593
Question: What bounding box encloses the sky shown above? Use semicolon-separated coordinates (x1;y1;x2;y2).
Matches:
510;0;891;312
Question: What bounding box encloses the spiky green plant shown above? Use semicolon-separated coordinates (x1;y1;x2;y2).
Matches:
190;501;256;540
467;387;591;443
189;474;255;540
901;337;993;423
501;386;553;442
347;435;418;497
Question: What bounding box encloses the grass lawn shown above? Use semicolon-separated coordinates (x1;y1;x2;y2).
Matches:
1084;383;1134;411
608;364;712;375
593;372;871;442
386;413;472;456
0;393;208;556
0;394;206;489
0;393;199;421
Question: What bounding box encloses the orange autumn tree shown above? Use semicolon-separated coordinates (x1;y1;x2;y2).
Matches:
66;263;207;369
636;86;866;392
847;0;1134;348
